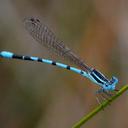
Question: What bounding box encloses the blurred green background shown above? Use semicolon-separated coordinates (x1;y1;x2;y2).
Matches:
0;0;127;128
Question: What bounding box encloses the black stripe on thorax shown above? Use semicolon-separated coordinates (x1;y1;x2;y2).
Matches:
90;73;104;84
92;69;108;82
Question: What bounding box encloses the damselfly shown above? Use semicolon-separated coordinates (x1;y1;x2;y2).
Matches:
0;17;118;95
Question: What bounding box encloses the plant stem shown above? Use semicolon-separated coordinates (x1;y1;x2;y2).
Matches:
72;85;128;128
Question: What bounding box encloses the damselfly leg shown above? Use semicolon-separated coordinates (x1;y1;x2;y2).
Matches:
95;88;119;107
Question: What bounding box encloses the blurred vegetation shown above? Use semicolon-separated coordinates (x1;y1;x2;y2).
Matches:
0;0;128;128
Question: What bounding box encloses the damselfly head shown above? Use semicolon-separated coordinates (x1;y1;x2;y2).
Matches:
103;76;118;91
110;76;118;90
111;76;118;85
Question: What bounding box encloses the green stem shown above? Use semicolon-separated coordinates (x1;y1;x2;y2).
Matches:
72;85;128;128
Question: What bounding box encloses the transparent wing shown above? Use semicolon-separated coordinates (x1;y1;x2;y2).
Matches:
24;17;91;72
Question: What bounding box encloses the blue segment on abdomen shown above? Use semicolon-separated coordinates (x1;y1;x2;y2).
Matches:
30;56;38;61
0;51;13;58
43;59;53;64
56;62;67;68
